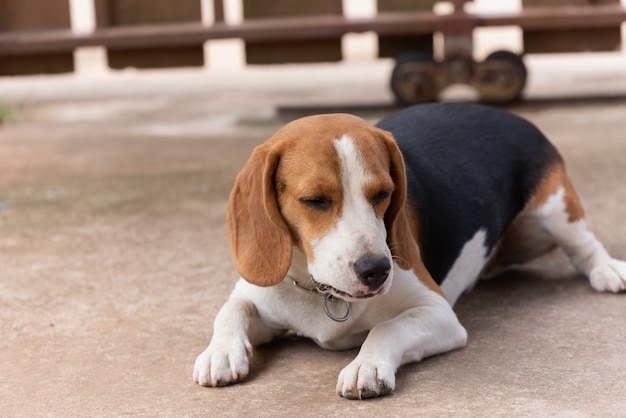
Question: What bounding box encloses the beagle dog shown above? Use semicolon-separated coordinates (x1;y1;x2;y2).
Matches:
193;102;626;399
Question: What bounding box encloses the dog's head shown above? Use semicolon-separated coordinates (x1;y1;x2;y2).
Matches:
227;114;418;301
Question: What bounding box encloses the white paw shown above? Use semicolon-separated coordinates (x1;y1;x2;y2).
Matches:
589;258;626;293
336;356;396;400
192;338;252;387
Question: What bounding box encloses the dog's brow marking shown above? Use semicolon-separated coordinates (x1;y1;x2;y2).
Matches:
334;134;371;199
332;134;377;234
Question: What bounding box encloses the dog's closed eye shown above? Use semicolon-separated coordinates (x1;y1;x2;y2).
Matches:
299;196;333;210
371;191;391;206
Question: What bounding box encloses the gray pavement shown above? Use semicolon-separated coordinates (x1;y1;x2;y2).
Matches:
1;57;626;417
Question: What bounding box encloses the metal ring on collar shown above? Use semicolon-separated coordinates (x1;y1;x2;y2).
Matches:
323;294;351;322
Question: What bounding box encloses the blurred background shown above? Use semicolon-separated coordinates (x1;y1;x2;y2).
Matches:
1;0;626;117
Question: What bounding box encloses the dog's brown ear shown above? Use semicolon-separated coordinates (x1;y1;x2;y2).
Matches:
377;127;446;298
227;140;292;287
375;127;417;271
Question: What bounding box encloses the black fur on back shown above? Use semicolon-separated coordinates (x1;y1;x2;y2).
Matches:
377;103;561;283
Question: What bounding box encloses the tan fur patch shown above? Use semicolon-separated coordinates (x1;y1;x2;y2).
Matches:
529;161;585;222
276;136;343;256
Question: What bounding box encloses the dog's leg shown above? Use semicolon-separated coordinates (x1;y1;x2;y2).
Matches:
533;179;626;293
336;277;467;399
193;288;280;387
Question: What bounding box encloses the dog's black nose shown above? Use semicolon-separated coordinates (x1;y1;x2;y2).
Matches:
354;255;391;290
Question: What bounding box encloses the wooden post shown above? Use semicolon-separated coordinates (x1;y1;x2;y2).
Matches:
0;0;73;75
377;0;437;58
242;0;343;64
104;0;205;69
522;0;622;53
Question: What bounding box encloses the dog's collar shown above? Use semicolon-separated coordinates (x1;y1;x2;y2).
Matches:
289;276;351;322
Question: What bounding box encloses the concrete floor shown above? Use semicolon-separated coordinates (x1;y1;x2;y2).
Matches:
1;58;626;417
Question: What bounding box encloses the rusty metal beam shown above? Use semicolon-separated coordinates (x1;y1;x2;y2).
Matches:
476;5;626;30
1;5;625;57
0;14;438;56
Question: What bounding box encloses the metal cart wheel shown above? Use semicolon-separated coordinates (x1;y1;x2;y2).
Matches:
476;50;527;102
390;51;440;105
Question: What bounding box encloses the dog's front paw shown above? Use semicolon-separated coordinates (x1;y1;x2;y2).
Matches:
336;356;396;400
193;338;252;387
589;258;626;293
